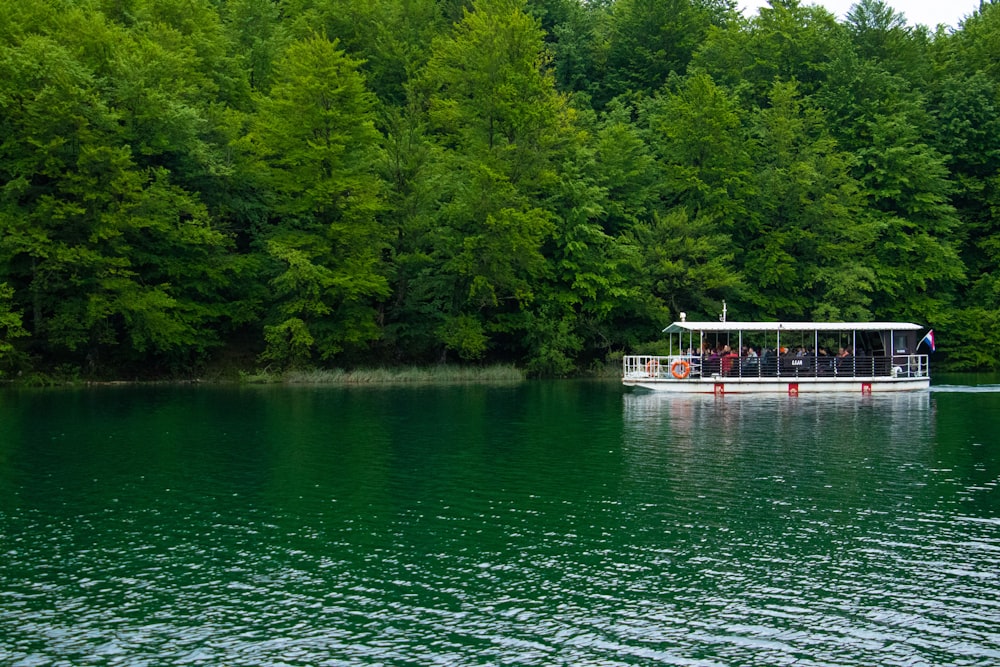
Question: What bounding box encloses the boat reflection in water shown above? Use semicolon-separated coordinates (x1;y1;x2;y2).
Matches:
622;390;934;457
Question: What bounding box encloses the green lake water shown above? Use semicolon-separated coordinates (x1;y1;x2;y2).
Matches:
1;380;998;666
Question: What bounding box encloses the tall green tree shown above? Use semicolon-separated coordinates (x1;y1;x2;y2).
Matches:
624;74;747;323
921;4;1000;365
282;0;445;107
805;5;962;327
222;0;288;93
398;0;570;365
592;100;660;236
597;0;736;105
739;81;874;320
526;0;603;96
641;72;752;230
530;107;641;373
851;109;963;323
693;0;844;106
845;0;932;85
628;209;742;323
246;35;389;367
941;1;1000;82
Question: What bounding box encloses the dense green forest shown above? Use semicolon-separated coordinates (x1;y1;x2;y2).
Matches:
2;0;999;378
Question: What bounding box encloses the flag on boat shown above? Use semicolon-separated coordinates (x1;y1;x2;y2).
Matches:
919;329;935;353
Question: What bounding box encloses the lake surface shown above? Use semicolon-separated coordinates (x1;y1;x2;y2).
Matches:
1;380;999;666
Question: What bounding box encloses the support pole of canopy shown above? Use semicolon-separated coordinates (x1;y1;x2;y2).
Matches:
776;329;781;377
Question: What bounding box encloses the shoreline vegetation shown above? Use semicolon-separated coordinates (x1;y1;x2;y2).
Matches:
4;361;626;387
4;364;537;387
241;364;528;385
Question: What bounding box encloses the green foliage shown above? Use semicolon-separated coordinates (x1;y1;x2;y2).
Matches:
739;81;873;319
222;0;288;93
421;0;566;165
261;317;314;369
0;14;240;373
283;0;444;107
630;209;741;319
693;0;845;105
641;72;752;228
0;282;27;372
395;0;572;365
942;307;1000;370
437;314;489;360
845;0;932;85
1;0;1000;375
248;34;390;366
856;112;964;321
597;0;736;105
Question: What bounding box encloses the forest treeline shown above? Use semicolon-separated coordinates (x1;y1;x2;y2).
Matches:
2;0;1000;378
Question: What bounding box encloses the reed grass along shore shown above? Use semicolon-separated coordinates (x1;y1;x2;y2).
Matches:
241;364;525;385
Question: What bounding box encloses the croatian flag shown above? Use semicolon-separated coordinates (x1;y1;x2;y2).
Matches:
919;329;936;353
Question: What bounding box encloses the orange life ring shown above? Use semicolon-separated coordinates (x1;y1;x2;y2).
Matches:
645;359;660;375
670;359;691;379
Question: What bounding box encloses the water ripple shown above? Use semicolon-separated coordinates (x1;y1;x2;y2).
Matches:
1;385;998;665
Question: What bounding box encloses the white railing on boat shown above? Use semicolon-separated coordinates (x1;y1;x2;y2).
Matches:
623;353;929;381
623;355;701;380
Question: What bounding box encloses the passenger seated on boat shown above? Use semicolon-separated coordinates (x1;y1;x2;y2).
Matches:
758;348;776;376
699;346;718;375
836;347;853;374
817;347;835;375
721;348;740;375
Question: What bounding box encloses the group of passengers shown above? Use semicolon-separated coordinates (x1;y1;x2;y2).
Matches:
695;342;857;376
697;343;855;358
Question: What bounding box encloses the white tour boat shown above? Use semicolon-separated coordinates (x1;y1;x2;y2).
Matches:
622;317;932;394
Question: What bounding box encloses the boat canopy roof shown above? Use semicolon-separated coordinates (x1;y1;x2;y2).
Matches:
662;321;924;334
